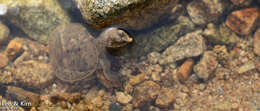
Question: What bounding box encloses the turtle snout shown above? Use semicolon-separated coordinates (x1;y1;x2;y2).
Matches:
117;30;133;43
122;35;133;43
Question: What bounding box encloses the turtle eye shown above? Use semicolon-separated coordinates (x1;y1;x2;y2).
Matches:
118;30;125;37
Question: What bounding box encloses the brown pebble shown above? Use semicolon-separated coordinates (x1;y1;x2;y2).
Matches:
129;73;146;85
177;58;194;83
0;53;8;68
155;87;177;108
60;101;68;109
226;8;260;35
5;38;23;61
50;92;81;104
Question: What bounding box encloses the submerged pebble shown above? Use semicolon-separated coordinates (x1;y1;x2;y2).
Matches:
187;0;227;25
177;58;194;83
226;8;260;35
132;81;160;107
13;60;54;89
194;51;218;81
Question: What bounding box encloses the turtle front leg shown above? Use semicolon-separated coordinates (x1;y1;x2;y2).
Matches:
98;53;122;87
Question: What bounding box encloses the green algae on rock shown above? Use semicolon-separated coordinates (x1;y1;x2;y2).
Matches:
0;0;70;44
74;0;179;30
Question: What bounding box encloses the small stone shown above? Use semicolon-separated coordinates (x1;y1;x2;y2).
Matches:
147;52;160;64
0;21;10;45
213;45;230;67
122;104;133;111
91;96;103;108
5;86;40;107
151;72;161;81
236;61;255;74
177;58;194;83
153;64;163;72
232;103;239;109
0;53;8;68
59;101;67;109
13;60;54;89
226;8;260;35
194;51;218;81
159;30;206;64
230;0;252;6
4;38;23;61
149;106;160;111
116;92;133;104
198;84;206;91
50;92;81;104
129;73;146;86
187;0;227;25
155;87;177;108
132;81;160;107
124;83;133;94
254;28;260;56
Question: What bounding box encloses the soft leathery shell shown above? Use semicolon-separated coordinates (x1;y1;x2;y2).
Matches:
48;23;98;82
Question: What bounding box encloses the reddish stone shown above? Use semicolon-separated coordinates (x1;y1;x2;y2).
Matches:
4;38;23;61
177;58;194;83
226;8;260;35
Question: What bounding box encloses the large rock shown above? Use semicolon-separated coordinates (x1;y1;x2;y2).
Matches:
226;8;260;35
187;0;228;25
0;21;10;45
254;28;260;56
194;51;218;81
119;16;195;59
0;0;70;44
74;0;179;30
13;60;54;89
159;30;206;65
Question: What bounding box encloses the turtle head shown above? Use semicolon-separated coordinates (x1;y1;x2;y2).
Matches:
104;27;133;49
